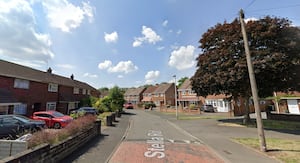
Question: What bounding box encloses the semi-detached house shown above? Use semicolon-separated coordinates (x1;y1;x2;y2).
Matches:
0;60;100;117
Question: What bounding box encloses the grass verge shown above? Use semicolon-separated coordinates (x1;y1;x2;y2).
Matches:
228;119;300;130
233;138;300;163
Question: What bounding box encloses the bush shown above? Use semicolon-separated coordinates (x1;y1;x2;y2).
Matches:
189;104;196;110
28;115;96;148
144;102;156;109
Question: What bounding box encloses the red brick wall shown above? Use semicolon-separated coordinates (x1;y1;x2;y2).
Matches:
0;76;58;116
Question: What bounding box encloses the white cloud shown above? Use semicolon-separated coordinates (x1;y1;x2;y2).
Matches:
162;20;168;27
98;60;138;74
177;30;182;35
157;46;165;51
133;26;162;47
117;75;124;78
132;39;142;47
56;64;74;69
98;60;112;69
145;70;160;84
245;17;258;23
168;45;196;70
0;0;54;66
108;61;138;74
42;0;94;32
83;73;98;78
104;31;118;43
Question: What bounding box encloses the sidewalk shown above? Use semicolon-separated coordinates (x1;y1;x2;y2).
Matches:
60;113;131;163
148;109;300;163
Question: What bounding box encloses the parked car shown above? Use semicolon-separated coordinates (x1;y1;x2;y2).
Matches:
32;110;73;129
144;102;156;110
0;114;46;139
71;107;98;115
124;103;134;109
200;104;217;112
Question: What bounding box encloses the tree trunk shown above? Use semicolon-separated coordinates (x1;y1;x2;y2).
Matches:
243;96;251;124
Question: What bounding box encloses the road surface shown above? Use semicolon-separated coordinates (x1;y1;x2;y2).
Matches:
108;109;224;163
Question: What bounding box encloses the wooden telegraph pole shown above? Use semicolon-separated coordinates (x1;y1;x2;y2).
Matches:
239;9;267;152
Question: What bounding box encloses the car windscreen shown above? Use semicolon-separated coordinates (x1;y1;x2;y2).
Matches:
14;115;31;123
52;111;65;117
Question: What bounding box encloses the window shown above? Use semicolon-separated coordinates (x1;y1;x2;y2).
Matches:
73;87;79;94
48;83;58;92
46;102;56;110
14;78;29;89
87;90;91;95
82;89;86;95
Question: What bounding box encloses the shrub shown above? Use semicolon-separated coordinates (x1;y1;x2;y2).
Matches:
189;104;196;110
28;115;96;148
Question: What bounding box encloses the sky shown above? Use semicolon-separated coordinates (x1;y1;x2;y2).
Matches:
0;0;299;89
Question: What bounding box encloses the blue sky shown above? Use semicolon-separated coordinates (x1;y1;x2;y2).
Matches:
0;0;299;88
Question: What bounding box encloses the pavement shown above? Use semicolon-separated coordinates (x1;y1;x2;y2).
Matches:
60;112;132;163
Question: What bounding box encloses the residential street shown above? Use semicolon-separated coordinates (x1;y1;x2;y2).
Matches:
62;109;300;163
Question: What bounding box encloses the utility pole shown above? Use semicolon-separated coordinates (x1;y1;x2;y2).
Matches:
239;9;267;152
173;75;178;120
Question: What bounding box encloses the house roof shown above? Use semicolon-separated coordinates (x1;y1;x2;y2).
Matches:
178;79;192;90
0;59;97;91
152;83;174;94
143;85;158;94
124;87;146;96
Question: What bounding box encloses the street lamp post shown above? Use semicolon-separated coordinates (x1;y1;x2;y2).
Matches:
173;75;178;120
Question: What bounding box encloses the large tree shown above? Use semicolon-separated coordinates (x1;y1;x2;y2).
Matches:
191;16;300;123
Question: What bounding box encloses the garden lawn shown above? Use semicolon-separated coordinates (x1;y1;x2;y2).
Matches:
233;138;300;163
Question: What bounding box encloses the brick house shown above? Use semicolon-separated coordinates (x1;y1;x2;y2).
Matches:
124;87;146;105
152;83;175;107
273;91;300;114
0;60;100;116
141;85;158;103
177;79;202;109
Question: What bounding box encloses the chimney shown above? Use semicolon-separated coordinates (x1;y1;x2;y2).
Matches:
47;67;52;73
70;74;74;80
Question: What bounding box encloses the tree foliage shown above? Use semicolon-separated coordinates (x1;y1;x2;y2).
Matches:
191;16;300;99
178;77;188;88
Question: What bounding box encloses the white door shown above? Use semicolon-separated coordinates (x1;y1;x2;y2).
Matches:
287;99;300;114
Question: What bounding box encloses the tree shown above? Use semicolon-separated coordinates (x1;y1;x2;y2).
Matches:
191;16;300;123
108;86;125;112
178;77;188;88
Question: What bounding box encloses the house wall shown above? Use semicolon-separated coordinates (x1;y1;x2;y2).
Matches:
232;97;271;116
0;75;94;117
0;76;58;116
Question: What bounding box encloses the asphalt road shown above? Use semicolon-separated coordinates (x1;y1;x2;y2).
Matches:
108;109;224;163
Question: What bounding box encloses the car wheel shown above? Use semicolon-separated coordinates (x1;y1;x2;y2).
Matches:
53;122;61;129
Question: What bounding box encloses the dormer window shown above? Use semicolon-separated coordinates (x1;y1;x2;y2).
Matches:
48;83;58;92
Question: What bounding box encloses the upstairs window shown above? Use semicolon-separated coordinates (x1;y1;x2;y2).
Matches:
87;90;91;95
82;89;87;95
48;83;58;92
14;78;29;89
73;87;79;94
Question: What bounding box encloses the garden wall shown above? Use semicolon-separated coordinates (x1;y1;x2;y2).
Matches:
1;120;101;163
266;111;300;121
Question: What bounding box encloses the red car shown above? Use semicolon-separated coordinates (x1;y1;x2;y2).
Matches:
124;102;134;109
32;110;73;129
